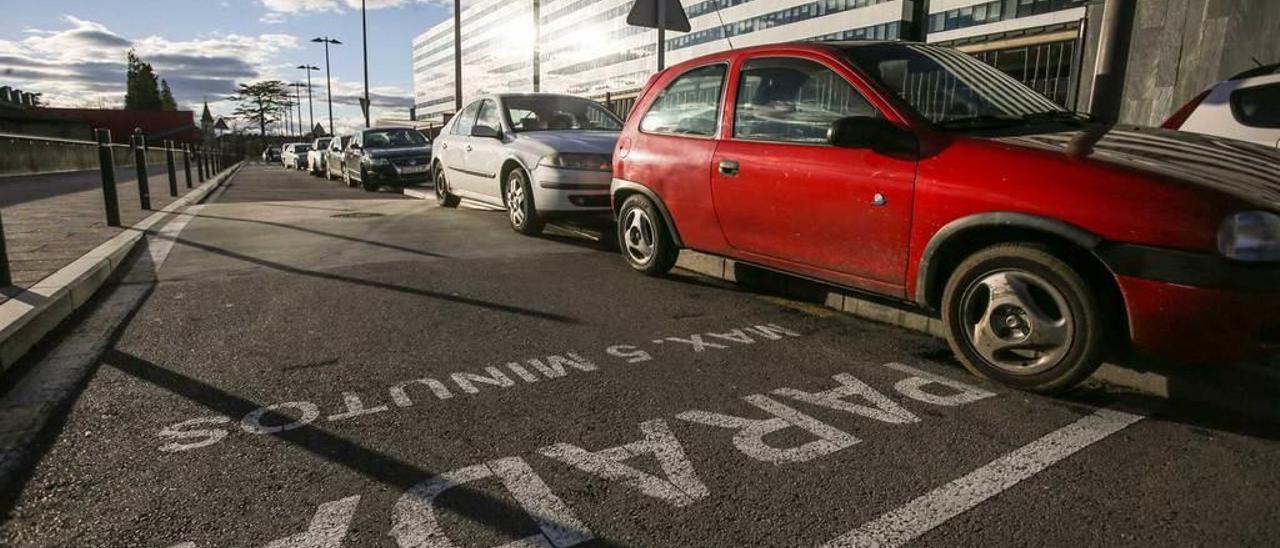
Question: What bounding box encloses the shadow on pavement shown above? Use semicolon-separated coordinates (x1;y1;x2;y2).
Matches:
169;236;578;324
172;210;450;259
100;349;624;547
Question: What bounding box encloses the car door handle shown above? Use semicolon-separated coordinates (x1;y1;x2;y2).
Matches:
465;145;473;152
718;160;739;176
441;143;448;150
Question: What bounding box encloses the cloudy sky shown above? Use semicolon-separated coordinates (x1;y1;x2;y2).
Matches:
0;0;454;136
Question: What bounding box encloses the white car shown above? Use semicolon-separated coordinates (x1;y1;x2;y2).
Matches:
307;137;333;176
1164;63;1279;148
432;93;623;235
280;142;311;169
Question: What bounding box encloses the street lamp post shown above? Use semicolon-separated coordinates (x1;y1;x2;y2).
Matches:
288;82;306;138
361;0;371;128
297;64;320;135
311;36;343;136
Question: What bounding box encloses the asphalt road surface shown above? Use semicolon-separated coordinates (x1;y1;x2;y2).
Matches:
1;165;1276;547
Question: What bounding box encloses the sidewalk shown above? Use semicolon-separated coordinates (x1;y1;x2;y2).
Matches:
0;164;191;302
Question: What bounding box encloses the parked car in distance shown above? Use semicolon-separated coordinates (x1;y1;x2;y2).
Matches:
432;93;623;234
307;137;333;176
1163;63;1279;148
262;146;281;162
324;136;351;181
342;127;432;192
281;142;311;170
611;41;1280;393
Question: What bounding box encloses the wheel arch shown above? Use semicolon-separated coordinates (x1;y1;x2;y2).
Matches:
611;180;684;247
916;213;1126;338
498;157;532;202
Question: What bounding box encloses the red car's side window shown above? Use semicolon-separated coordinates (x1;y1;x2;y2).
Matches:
639;64;728;138
731;56;879;144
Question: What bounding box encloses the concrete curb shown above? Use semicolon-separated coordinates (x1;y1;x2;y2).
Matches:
0;163;243;374
672;249;1274;405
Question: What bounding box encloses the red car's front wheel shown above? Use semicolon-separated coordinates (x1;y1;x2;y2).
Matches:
941;243;1110;393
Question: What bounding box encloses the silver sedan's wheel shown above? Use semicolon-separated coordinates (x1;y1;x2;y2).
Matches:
622;207;656;265
505;169;543;235
959;269;1073;375
507;180;527;227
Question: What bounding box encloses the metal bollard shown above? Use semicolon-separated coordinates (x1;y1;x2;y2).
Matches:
182;144;193;188
197;146;206;182
165;140;179;197
132;130;151;210
95;129;121;227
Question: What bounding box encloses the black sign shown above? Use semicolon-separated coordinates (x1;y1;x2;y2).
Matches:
626;0;691;32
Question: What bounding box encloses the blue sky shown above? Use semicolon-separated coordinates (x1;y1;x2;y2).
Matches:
0;0;454;135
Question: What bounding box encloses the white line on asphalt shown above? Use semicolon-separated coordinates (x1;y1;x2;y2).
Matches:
820;407;1144;548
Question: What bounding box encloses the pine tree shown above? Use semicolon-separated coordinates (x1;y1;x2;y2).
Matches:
159;80;178;111
230;81;291;136
124;50;163;110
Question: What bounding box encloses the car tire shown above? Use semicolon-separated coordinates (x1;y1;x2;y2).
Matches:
504;169;544;236
617;194;678;276
941;243;1109;393
360;168;378;192
434;165;460;208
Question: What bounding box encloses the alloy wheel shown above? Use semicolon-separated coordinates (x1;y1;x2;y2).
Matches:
959;269;1074;375
506;177;527;227
622;207;656;265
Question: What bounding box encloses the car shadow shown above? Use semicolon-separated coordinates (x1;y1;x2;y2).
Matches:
165;235;578;324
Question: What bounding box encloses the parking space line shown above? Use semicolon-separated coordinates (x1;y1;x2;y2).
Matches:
821;407;1145;548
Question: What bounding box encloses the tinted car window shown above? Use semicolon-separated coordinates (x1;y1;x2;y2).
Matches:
641;64;727;137
362;129;428;149
733;57;877;143
452;101;482;136
1232;83;1280;128
475;100;502;133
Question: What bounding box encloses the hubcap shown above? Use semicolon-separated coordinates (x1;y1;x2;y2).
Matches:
959;270;1073;374
435;169;447;199
622;207;656;264
507;176;526;227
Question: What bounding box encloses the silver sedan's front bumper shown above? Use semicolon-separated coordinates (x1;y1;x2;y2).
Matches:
531;165;613;214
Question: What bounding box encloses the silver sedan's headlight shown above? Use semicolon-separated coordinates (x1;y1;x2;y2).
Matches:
1218;210;1280;262
538;153;611;171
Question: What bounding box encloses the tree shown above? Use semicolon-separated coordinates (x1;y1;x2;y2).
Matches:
230;81;291;136
159;79;178;111
124;50;163;110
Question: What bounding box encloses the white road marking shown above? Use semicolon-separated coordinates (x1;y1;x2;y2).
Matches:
677;394;861;465
391;456;593;548
820;407;1145;548
265;496;361;548
539;419;708;507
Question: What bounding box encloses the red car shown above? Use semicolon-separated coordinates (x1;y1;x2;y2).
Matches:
610;41;1280;392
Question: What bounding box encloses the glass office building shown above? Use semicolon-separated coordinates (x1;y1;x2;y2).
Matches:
412;0;1092;123
413;0;915;123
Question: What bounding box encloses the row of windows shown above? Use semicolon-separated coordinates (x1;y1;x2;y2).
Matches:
666;0;895;52
928;1;1004;33
809;21;900;41
928;0;1086;34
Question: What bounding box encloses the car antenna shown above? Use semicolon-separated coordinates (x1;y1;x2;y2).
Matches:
1251;57;1264;68
714;1;734;49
